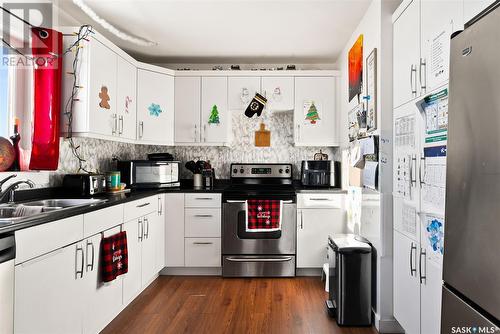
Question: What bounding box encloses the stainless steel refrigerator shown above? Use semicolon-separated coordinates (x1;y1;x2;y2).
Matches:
443;2;500;332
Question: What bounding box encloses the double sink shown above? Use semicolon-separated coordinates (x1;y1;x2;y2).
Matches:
0;198;107;224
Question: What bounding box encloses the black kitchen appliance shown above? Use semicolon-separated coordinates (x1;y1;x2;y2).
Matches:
222;163;296;277
301;160;340;187
117;160;180;189
62;174;106;196
327;234;372;326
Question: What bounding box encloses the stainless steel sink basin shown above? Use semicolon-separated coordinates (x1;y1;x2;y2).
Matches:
0;198;107;224
20;198;107;208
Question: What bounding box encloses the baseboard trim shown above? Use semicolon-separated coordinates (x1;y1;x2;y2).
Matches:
161;267;222;276
296;268;323;277
374;313;404;333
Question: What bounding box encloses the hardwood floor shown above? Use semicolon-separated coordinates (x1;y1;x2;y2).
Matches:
102;276;378;334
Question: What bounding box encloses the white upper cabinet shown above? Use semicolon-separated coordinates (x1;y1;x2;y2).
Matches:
294;77;337;146
393;0;420;107
174;76;201;144
116;57;137;140
201;77;230;144
464;0;496;23
228;77;261;110
136;68;175;145
261;76;294;111
421;0;463;93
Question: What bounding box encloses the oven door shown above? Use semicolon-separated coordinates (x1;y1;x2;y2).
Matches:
222;200;296;255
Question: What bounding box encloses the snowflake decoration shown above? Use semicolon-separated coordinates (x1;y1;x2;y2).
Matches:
148;103;163;117
257;206;262;211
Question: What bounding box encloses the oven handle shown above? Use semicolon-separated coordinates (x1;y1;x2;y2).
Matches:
225;200;294;204
225;256;293;262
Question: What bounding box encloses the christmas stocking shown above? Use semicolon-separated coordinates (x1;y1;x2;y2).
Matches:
245;93;267;118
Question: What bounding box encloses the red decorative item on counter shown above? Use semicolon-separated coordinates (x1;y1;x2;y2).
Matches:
29;27;63;170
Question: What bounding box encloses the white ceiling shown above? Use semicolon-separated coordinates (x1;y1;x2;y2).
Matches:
58;0;372;64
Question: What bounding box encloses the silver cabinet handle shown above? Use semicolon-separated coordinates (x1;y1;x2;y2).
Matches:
138;219;143;242
112;114;117;135
194;124;198;142
410;242;417;276
419;247;427;284
194;214;213;218
158;196;162;215
193;242;213;245
203;124;207;142
296;124;301;142
119;116;124;135
86;240;95;272
310;198;333;201
136;202;150;208
419;58;427;93
75;245;84;279
144;217;149;239
300;211;304;229
195;197;213;200
226;256;293;262
410;64;418;96
138;121;144;138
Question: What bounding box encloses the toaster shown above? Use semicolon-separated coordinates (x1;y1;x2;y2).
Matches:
62;174;106;196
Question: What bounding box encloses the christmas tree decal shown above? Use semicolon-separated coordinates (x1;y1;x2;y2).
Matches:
208;104;220;124
305;102;320;124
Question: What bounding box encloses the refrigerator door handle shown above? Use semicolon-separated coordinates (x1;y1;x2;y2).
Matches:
410;242;417;276
410;155;417;186
419;247;427;284
419;156;426;187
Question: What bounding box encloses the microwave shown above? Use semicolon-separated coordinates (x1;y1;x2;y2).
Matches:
117;160;180;189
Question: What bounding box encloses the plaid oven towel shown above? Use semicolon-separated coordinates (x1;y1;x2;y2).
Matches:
246;199;283;232
101;231;128;282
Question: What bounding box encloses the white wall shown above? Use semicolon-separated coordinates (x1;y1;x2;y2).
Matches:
335;0;401;332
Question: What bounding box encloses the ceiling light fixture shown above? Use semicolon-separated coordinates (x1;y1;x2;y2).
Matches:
72;0;158;46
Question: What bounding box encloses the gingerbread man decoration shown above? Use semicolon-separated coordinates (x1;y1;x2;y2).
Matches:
99;86;111;109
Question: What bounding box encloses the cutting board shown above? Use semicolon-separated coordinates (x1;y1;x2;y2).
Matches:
255;123;270;147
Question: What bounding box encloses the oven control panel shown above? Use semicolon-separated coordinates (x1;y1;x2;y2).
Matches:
230;164;292;178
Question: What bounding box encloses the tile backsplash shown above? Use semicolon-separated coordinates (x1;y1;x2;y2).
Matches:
56;111;339;182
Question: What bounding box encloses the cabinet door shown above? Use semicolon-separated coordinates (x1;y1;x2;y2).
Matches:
155;194;166;272
82;228;123;334
261;77;294;111
393;230;420;334
420;251;443;334
137;69;174;144
175;77;201;143
393;0;420;107
141;213;157;285
122;218;142;304
201;77;230;144
297;209;345;268
228;77;261;110
165;193;185;267
464;0;496;23
294;77;337;146
421;0;463;92
116;57;137;140
15;243;84;334
185;238;221;267
88;38;117;137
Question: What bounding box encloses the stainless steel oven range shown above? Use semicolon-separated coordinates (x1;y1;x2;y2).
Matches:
222;163;297;277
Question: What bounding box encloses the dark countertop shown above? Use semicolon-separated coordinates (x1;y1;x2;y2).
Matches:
0;179;344;235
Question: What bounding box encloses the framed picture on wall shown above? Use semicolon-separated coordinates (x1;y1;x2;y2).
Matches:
366;48;377;132
348;34;363;102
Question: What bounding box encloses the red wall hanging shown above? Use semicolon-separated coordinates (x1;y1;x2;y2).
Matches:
29;27;63;170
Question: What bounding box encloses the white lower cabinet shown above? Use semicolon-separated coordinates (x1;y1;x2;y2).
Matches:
141;212;158;285
185;238;221;267
296;208;345;268
15;243;84;334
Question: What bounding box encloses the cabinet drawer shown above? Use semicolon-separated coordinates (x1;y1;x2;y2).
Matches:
185;238;221;267
185;208;221;237
185;193;221;208
297;193;344;209
15;215;84;264
123;196;157;221
83;204;123;238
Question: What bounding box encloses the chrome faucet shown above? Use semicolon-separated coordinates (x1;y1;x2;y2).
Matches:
0;174;35;203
